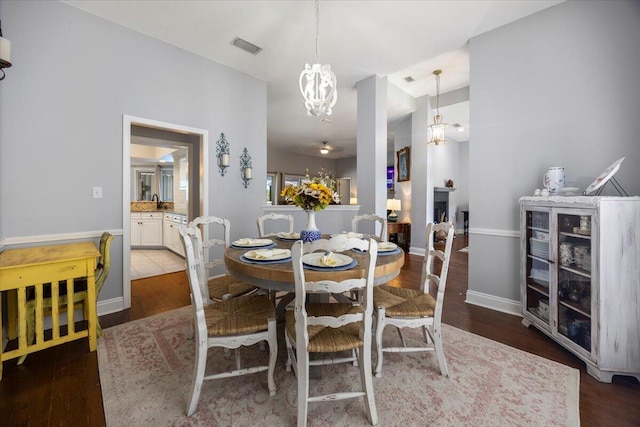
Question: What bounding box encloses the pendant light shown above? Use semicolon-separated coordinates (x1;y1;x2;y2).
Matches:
320;141;329;155
299;0;337;118
427;69;449;145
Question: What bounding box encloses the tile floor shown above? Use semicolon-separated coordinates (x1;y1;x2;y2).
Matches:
130;249;185;280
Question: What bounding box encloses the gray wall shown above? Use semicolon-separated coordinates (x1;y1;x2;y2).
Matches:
0;1;267;302
267;148;336;177
468;0;640;305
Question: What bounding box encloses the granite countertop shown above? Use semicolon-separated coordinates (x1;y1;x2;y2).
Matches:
130;201;175;212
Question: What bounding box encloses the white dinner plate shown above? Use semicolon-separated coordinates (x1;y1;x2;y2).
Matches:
276;232;300;240
377;242;398;252
584;157;624;195
330;232;364;239
244;249;291;261
301;252;353;268
559;186;581;196
232;238;273;247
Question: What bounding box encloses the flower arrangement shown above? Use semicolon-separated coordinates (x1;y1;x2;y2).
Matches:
281;170;340;211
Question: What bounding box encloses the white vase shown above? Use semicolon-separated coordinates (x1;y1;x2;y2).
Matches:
301;210;321;242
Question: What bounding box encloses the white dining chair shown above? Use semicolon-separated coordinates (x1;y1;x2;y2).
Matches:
284;235;379;427
189;215;257;301
180;225;277;417
352;213;387;241
257;212;294;237
373;221;454;378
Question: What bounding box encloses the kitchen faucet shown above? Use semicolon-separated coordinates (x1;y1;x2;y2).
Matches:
151;193;161;209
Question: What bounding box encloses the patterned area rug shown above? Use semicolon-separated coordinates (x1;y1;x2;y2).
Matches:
98;306;580;427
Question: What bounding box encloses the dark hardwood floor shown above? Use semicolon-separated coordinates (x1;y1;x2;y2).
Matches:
1;235;638;426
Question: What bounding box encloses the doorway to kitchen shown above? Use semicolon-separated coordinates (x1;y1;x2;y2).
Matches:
122;115;209;310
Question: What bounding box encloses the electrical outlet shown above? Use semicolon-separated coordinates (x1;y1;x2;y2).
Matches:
93;186;103;199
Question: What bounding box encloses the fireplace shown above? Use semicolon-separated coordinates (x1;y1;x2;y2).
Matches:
434;187;455;223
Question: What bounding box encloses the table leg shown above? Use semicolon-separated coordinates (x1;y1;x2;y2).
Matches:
276;292;295;322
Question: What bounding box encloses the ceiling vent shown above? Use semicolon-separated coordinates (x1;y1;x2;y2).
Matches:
404;76;415;83
231;37;263;55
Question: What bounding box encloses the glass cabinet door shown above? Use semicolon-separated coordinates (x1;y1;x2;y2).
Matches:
556;211;593;352
524;209;551;325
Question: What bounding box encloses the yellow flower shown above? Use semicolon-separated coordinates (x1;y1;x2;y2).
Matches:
281;171;340;211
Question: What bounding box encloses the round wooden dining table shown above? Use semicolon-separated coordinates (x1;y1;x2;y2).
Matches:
224;237;405;317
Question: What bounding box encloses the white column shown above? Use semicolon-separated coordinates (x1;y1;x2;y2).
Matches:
409;94;431;253
356;75;387;237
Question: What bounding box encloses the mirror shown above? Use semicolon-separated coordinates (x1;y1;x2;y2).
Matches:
131;166;175;201
133;167;156;201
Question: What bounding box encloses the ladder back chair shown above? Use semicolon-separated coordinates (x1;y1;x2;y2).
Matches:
373;222;454;378
257;212;294;237
284;235;379;427
189;215;257;301
180;225;277;417
352;214;387;241
18;231;114;364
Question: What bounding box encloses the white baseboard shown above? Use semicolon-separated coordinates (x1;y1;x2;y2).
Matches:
98;297;125;317
408;246;425;256
465;290;522;317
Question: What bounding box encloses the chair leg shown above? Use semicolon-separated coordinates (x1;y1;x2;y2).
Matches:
432;327;449;378
396;327;407;347
186;338;208;417
358;343;378;426
235;348;242;370
422;325;433;344
267;318;277;396
187;319;195;340
296;350;310;427
96;320;104;338
284;328;293;373
374;308;385;378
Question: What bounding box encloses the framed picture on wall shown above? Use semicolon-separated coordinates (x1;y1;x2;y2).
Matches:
397;147;410;182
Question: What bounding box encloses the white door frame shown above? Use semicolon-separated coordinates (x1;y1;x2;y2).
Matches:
122;115;209;309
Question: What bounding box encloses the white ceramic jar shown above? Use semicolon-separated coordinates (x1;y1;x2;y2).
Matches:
543;167;565;193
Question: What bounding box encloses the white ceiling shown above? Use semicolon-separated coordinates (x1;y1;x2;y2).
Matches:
64;0;562;158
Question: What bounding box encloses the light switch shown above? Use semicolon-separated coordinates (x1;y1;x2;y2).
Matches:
93;186;103;199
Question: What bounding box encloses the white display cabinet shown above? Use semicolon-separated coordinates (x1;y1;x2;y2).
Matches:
520;196;640;382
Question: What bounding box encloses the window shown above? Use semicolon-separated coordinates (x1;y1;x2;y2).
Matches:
160;167;174;201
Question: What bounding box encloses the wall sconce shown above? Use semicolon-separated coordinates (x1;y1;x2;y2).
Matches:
239;147;252;188
215;133;230;176
0;20;12;81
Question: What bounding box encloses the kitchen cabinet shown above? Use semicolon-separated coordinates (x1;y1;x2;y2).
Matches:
163;213;186;256
520;196;640;382
130;212;163;247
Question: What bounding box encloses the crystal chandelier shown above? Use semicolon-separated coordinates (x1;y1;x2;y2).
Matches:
299;0;337;118
427;69;449;145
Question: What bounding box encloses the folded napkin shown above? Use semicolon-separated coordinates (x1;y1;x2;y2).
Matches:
246;248;291;259
333;232;364;239
345;232;364;238
320;252;338;266
233;238;272;246
278;232;300;239
378;242;397;250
